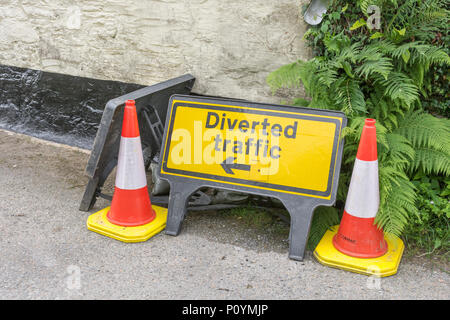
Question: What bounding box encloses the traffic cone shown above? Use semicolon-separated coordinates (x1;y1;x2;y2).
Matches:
87;100;167;242
333;118;387;258
314;119;404;277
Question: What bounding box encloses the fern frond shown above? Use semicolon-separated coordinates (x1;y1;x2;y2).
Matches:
354;44;394;79
366;89;403;129
355;44;384;62
266;61;306;93
395;111;450;176
412;148;450;176
390;42;423;60
323;31;352;55
411;45;450;69
375;72;420;107
317;64;340;88
387;0;448;37
409;62;425;88
308;206;340;250
372;39;398;55
359;0;370;15
376;166;417;236
395;111;450;154
332;78;367;115
356;57;393;80
380;133;415;170
337;42;363;63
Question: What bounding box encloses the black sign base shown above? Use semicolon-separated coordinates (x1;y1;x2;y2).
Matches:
164;180;320;260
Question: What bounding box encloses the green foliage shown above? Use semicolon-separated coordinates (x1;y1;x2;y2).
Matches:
270;0;450;243
403;172;450;256
307;207;340;250
395;111;450;175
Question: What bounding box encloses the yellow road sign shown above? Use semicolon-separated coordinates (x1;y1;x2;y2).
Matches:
161;97;345;200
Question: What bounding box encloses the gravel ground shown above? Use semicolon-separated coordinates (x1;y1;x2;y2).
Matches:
0;129;448;300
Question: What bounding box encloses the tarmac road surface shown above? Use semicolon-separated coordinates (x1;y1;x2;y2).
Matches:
0;129;448;299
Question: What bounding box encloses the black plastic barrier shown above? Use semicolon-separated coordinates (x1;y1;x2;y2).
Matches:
79;74;195;211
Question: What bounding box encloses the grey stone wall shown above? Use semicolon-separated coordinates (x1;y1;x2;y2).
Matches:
0;0;310;102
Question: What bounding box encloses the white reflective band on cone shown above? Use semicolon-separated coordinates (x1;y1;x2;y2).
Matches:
115;136;147;190
344;159;379;218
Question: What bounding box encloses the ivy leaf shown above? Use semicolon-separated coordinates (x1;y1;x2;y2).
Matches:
397;28;406;36
302;28;314;41
402;50;411;64
393;27;407;38
331;12;341;21
341;61;354;78
350;18;366;31
434;239;442;249
324;35;340;54
370;32;384;39
341;4;348;12
441;184;450;197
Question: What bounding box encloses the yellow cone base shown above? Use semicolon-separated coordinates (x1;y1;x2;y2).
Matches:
86;206;168;242
313;225;404;277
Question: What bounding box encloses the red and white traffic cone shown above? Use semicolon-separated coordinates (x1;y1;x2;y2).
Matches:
314;118;404;277
332;118;387;258
107;100;155;227
87;100;167;242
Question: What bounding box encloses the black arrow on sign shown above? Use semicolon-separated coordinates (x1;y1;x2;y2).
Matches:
221;157;251;175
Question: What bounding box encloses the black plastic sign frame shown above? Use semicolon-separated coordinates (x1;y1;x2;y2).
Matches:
79;75;195;212
158;95;347;261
